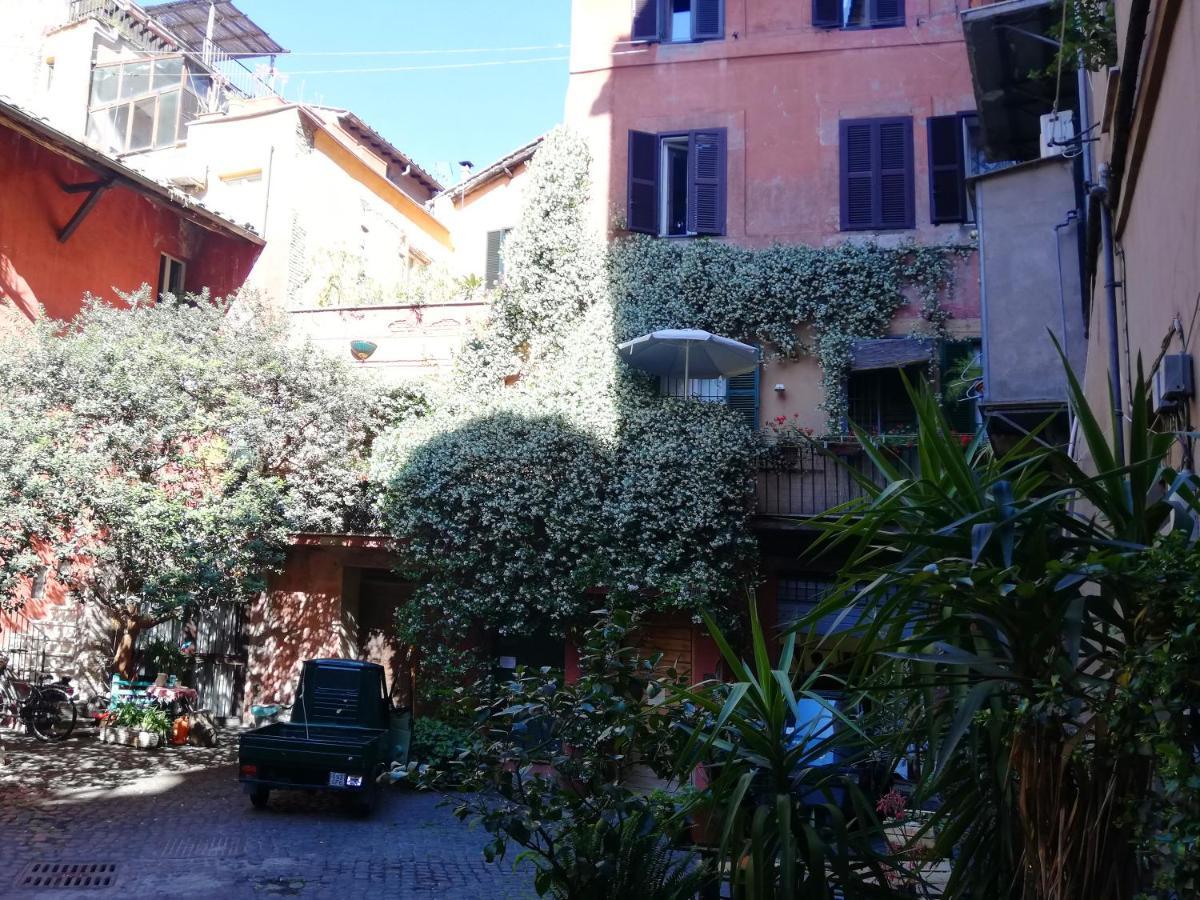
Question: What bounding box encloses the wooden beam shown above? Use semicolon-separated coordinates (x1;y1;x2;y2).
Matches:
58;179;112;243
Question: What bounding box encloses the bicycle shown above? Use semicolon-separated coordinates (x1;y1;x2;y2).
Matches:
0;652;78;742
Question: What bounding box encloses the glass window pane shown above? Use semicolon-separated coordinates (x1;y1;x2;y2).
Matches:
152;56;184;90
120;61;151;98
186;64;212;101
129;97;154;151
87;104;129;152
180;90;200;130
89;65;120;105
155;90;179;147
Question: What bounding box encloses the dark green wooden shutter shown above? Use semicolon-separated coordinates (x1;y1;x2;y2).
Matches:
725;366;760;430
485;229;507;288
871;0;904;27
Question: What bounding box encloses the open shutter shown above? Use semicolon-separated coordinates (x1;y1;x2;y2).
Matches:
812;0;841;27
687;128;726;236
928;115;965;224
693;0;723;39
870;0;904;27
485;229;506;287
725;366;760;430
877;118;914;229
840;120;875;230
627;130;660;235
631;0;662;42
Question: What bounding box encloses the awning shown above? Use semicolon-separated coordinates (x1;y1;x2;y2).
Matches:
850;338;933;372
144;0;287;57
961;0;1076;162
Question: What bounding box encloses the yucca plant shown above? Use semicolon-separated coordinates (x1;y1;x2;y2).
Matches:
673;596;896;899
800;352;1199;899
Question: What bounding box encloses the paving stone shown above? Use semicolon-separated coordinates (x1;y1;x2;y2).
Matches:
0;729;535;899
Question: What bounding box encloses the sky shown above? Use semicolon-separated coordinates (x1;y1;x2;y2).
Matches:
236;0;571;186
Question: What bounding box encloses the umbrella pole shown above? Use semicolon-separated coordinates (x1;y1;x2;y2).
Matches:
684;343;690;398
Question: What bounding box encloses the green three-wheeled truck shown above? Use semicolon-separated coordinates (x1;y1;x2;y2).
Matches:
238;659;410;816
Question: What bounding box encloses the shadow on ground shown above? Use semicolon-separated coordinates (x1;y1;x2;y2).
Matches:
0;727;532;900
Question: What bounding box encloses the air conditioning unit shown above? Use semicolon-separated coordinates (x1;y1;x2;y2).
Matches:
1153;353;1194;413
1039;110;1075;158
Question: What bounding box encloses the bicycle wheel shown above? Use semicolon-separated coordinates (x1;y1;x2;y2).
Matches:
27;688;77;742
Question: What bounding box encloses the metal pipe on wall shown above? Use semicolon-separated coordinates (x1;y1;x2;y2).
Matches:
1093;165;1124;466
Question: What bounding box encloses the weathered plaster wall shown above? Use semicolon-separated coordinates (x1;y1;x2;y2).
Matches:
243;539;400;717
0;124;259;321
434;167;532;281
286;301;489;382
975;157;1086;408
566;0;982;248
1082;0;1200;444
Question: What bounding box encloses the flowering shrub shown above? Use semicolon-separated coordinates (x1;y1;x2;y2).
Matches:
373;128;759;649
763;414;814;446
608;235;969;430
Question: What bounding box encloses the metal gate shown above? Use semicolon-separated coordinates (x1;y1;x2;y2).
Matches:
143;603;247;720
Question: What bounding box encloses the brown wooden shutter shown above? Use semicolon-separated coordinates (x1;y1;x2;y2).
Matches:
878;118;914;229
812;0;841;27
627;130;660;234
840;120;875;230
687;128;726;236
693;0;723;40
928;115;966;224
631;0;662;42
871;0;904;27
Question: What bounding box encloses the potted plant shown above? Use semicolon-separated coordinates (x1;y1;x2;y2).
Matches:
98;702;168;749
764;414;813;469
877;787;936;851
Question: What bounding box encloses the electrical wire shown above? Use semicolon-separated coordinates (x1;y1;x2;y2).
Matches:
280;55;570;76
1052;0;1070;113
284;43;569;57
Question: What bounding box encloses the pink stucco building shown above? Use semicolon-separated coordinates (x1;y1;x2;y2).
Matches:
564;0;992;669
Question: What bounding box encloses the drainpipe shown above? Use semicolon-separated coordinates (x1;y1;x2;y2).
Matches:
1091;165;1124;466
1076;51;1094;190
1054;210;1078;388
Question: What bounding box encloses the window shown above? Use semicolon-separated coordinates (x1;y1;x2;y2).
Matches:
659;366;759;428
928;113;986;224
632;0;723;43
485;228;512;288
848;365;920;434
839;117;914;231
86;56;209;154
813;0;904;29
627;129;727;237
157;254;186;299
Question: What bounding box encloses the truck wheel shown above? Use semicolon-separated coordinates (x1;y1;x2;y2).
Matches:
250;787;270;810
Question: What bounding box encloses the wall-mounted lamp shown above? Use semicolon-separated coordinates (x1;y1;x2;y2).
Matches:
773;383;786;393
349;340;378;362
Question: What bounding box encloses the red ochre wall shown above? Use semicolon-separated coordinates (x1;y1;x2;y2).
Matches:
0;125;259;322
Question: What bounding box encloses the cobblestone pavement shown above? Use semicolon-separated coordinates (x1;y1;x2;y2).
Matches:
0;728;534;900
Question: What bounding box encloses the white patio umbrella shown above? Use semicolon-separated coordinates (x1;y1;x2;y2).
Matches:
616;329;758;394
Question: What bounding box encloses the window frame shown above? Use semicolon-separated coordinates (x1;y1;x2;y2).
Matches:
157;253;187;300
813;0;905;30
632;0;724;44
86;55;207;155
627;128;727;238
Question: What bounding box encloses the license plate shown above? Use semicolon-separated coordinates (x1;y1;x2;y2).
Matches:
328;771;347;788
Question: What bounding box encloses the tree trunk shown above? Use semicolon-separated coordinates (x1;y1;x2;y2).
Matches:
112;617;144;680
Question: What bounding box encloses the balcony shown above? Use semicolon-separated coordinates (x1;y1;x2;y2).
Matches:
754;441;919;519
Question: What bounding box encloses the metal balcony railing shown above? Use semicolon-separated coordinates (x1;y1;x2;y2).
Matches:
754;441;919;518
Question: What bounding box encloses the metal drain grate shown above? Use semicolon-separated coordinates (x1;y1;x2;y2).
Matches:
19;862;119;889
